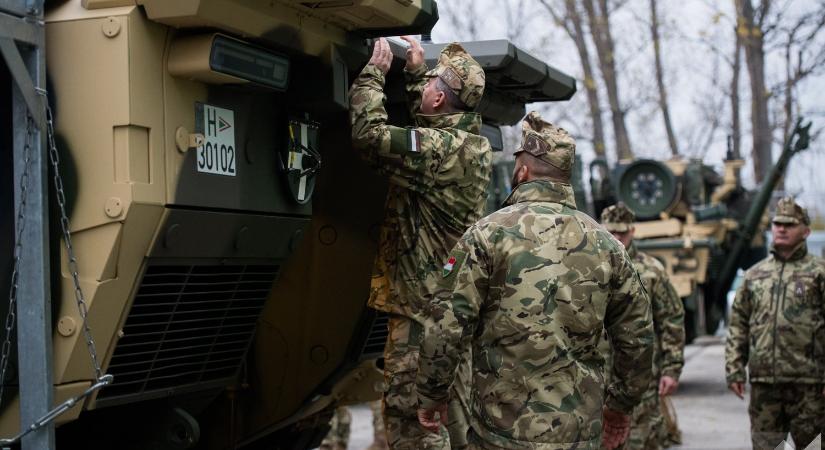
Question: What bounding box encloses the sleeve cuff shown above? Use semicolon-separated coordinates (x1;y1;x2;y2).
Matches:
604;395;634;415
725;373;746;384
417;391;449;410
363;64;386;82
404;63;429;79
661;368;682;380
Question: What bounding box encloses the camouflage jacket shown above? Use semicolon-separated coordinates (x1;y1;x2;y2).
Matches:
725;243;825;385
349;63;492;321
627;244;685;393
416;180;654;449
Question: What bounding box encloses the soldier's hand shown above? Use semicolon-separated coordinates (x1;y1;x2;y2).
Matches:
417;403;448;434
399;35;425;71
728;381;745;399
658;375;679;396
602;407;630;450
369;37;393;75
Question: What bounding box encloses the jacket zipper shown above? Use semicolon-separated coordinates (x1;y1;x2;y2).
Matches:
772;260;786;380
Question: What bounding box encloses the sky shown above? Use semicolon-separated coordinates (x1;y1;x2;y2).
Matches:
428;0;825;217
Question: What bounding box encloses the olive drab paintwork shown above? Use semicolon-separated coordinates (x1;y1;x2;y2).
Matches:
725;242;825;385
416;179;654;449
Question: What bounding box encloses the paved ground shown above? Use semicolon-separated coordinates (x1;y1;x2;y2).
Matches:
340;337;760;450
670;336;751;450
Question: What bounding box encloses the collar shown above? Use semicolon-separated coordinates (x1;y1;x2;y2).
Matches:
415;111;482;133
627;241;639;259
770;241;808;262
503;179;577;209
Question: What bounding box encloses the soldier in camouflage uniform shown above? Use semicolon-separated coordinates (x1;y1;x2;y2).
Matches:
725;197;825;450
601;204;685;450
416;112;654;450
349;36;492;449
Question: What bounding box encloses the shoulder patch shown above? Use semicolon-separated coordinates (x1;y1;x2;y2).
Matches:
409;129;421;152
388;127;424;156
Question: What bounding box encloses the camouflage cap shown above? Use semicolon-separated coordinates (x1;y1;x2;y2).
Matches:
425;42;485;109
772;196;810;225
601;203;636;232
513;111;576;173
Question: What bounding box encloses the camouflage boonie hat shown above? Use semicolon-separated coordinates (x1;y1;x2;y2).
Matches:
425;42;485;109
772;196;810;225
601;203;636;232
513;111;576;173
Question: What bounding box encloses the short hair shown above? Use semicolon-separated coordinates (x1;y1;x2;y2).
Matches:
518;151;571;182
435;77;471;112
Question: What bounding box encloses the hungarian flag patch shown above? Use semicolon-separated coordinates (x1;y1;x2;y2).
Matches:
442;256;457;277
441;250;467;278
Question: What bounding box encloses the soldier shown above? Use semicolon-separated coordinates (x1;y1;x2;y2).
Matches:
601;204;685;450
416;111;654;450
725;197;825;450
349;36;491;449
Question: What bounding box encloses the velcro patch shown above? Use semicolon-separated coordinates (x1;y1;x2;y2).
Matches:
442;250;467;279
410;129;421;152
520;133;549;157
439;67;463;91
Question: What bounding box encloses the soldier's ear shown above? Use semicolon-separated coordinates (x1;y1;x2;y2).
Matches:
432;90;446;110
517;164;529;184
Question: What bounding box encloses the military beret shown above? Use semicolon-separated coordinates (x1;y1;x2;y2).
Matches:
601;203;636;232
425;42;485;109
772;196;810;225
514;111;576;173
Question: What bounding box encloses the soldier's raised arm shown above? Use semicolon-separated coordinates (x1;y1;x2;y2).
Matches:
604;250;655;414
400;35;428;118
348;39;485;194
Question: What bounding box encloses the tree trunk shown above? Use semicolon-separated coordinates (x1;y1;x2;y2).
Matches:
650;0;679;156
737;0;772;183
564;0;607;158
584;0;634;160
731;21;742;160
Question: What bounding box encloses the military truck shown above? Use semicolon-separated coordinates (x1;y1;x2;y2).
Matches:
0;1;576;448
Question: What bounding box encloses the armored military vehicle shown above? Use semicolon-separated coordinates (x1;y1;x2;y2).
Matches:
0;1;576;448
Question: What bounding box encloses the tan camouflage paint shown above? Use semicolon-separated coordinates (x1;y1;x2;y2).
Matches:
416;179;654;449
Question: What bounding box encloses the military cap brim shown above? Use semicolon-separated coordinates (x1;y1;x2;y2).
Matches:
603;222;633;233
772;215;801;225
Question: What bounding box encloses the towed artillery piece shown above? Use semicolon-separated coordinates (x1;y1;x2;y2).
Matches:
593;122;811;342
0;0;576;448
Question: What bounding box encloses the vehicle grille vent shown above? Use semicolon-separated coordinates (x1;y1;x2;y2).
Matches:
98;264;278;403
360;311;388;359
